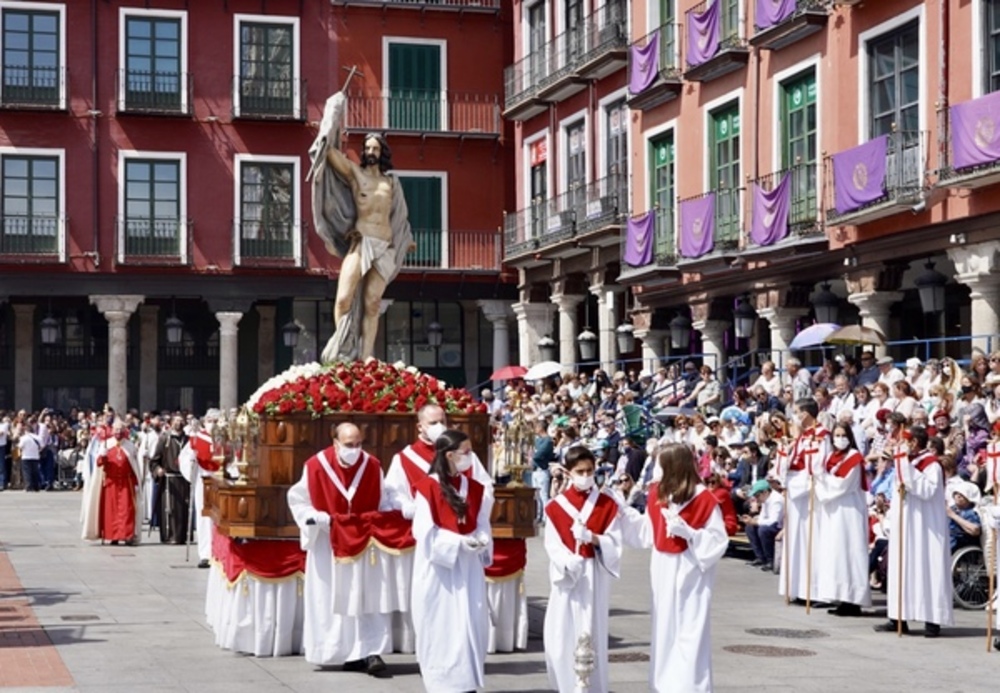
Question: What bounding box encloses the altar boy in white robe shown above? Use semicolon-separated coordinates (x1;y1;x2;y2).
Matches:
815;422;872;616
874;426;953;637
287;423;393;678
985;432;1000;650
179;410;222;568
618;443;727;693
410;429;493;693
543;445;622;693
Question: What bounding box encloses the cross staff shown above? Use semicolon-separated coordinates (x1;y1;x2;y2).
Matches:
987;440;1000;652
893;443;909;637
802;439;818;615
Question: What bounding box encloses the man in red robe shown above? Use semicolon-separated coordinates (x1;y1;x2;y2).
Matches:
287;422;393;677
97;424;140;545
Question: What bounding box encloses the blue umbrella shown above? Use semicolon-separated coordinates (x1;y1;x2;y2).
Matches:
788;323;841;350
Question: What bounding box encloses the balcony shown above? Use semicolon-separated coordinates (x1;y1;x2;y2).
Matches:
676;187;743;265
750;0;830;51
0;65;65;110
333;0;500;12
824;130;926;226
626;23;682;111
116;217;190;266
575;174;625;238
233;221;302;268
400;228;501;272
345;90;500;137
232;76;306;120
937;94;1000;189
502;191;580;264
160;343;220;371
743;164;825;256
116;69;192;116
1;215;63;260
683;0;749;83
503;11;627;120
39;344;108;370
619;207;679;280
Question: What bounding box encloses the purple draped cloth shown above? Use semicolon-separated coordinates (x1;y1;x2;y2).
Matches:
624;212;654;266
687;0;721;68
679;194;715;258
832;135;888;215
951;90;1000;170
629;32;660;95
755;0;796;30
750;174;791;246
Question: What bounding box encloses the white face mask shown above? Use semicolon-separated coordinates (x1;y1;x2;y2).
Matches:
943;365;952;376
423;422;446;443
453;452;473;473
652;465;664;482
906;367;918;377
571;474;595;492
832;436;850;451
337;445;362;467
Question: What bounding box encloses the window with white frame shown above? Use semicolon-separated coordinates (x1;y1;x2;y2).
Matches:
867;20;918;137
120;154;185;260
0;2;64;108
119;9;186;113
1;149;61;255
386;40;444;131
985;0;1000;94
235;15;299;118
398;174;445;268
236;156;299;263
566;119;586;210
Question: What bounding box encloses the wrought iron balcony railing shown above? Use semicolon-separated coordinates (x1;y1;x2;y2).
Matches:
502;201;548;259
750;0;831;51
0;215;61;256
401;228;501;271
116;217;191;265
232;75;306;120
684;0;749;81
234;220;301;267
160;344;220;370
677;186;744;259
746;163;821;245
1;65;65;109
116;69;192;116
620;206;677;272
937;98;1000;188
345;90;500;135
576;174;626;233
332;0;500;10
39;343;108;370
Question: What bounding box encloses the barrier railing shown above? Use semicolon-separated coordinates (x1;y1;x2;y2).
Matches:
0;64;64;108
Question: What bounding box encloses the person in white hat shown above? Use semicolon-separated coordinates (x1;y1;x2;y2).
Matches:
945;480;982;552
904;357;930;400
876;356;905;387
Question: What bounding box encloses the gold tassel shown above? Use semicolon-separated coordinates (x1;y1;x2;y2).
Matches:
370;544;376;567
519;578;525;596
297;575;303;597
241;576;249;597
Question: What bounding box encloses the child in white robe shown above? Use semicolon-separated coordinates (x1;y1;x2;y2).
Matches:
411;429;493;693
543;445;623;693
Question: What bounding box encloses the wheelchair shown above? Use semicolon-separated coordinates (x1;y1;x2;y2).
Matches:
952;504;995;611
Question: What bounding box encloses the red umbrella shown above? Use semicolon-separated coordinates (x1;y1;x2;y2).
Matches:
490;365;527;381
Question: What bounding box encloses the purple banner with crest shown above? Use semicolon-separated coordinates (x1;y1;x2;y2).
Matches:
687;1;721;68
750;173;791;246
624;212;654;266
832;135;888;215
629;32;659;95
951;90;1000;170
755;0;796;30
679;194;715;258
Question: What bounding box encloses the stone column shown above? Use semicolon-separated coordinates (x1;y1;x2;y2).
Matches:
138;305;159;413
90;295;143;414
846;291;903;357
216;311;243;412
949;242;1000;355
634;328;668;372
552;293;584;369
692;319;729;375
255;304;276;385
758;307;809;369
479;300;512;377
591;285;623;373
12;304;35;411
511;301;555;366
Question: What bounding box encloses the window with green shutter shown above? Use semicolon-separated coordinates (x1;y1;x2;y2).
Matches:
388;42;442;131
710;104;740;247
781;70;817;225
658;0;676;71
399;175;443;268
649;133;675;262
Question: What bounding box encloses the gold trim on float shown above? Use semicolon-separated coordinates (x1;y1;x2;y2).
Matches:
332;537;417;564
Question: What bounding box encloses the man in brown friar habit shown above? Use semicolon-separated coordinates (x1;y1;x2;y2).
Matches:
382;403;493;651
778;398;830;607
287;422;395;678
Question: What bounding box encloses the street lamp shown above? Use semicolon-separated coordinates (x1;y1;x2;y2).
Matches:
577;327;597;362
669;312;691;350
40;315;60;345
538;336;557;362
915;259;947;315
812;282;840;324
165;297;184;345
281;320;301;348
427;321;444;348
616;323;635;353
733;295;757;340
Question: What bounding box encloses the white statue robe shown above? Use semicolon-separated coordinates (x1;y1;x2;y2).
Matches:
815;450;872;607
543;487;622;693
888;452;954;626
411;473;493;693
287;449;393;665
383;439;494;652
620;485;728;693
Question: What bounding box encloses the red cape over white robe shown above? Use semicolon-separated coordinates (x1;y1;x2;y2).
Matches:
779;425;830;602
815;448;872;606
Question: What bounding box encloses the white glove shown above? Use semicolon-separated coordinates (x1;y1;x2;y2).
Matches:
400;498;415;520
474;531;490;548
604;486;628;510
309;512;331;529
571;522;594;545
666;516;695;541
462;535;482;552
564;554;585;579
897;457;914;488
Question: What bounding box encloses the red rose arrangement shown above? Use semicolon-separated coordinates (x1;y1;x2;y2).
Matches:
247;359;487;417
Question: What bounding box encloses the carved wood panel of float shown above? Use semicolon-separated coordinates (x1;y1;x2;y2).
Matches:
206;412;536;541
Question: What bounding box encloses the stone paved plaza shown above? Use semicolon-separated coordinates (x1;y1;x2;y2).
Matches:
0;491;994;692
